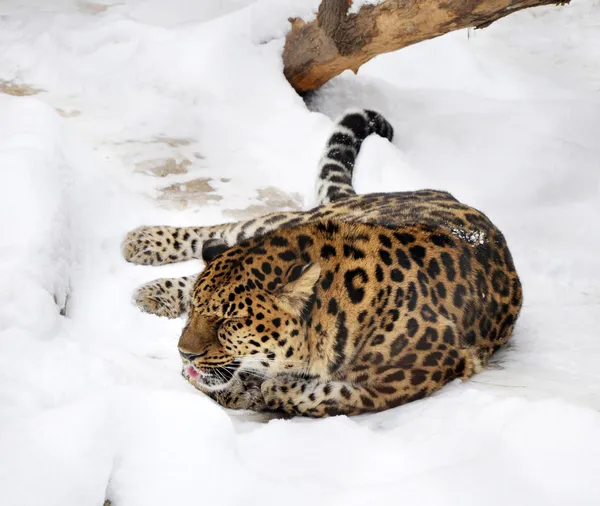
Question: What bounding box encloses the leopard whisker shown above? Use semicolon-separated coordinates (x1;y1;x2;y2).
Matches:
239;354;306;366
222;363;268;381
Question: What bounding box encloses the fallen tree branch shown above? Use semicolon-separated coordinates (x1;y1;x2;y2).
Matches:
283;0;570;92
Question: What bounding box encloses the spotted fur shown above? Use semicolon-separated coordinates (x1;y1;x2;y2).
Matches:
122;110;523;417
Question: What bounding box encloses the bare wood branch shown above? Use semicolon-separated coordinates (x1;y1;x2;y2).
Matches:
283;0;570;93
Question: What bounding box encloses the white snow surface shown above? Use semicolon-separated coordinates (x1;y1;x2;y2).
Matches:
1;1;600;505
349;0;384;14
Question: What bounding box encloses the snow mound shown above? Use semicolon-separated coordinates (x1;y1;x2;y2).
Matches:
0;95;72;334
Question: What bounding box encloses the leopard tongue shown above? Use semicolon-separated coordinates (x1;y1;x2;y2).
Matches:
187;366;199;379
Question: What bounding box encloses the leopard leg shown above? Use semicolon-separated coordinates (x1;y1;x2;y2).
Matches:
260;375;388;417
260;322;488;418
133;275;196;318
122;210;309;266
124;211;312;316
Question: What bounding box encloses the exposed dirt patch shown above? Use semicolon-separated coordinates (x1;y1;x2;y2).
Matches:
114;138;201;178
135;158;191;177
0;80;43;96
224;186;303;220
158;177;223;210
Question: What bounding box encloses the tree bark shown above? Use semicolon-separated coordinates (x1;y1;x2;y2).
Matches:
283;0;570;93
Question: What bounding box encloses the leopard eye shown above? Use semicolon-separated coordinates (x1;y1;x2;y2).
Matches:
216;318;245;333
211;317;225;331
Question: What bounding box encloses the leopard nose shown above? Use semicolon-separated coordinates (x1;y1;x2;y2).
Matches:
179;351;200;361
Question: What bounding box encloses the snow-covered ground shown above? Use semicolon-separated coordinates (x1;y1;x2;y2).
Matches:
1;1;599;504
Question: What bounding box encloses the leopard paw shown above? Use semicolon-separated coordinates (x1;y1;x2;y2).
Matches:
132;277;193;318
241;386;268;412
122;226;185;265
260;378;284;411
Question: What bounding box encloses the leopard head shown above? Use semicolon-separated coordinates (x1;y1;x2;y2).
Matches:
178;238;320;392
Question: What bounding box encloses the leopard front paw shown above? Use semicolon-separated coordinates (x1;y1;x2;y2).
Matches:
122;226;180;265
133;278;188;318
261;378;286;411
241;386;268;412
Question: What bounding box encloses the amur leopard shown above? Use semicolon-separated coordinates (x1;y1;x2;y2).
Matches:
122;110;523;417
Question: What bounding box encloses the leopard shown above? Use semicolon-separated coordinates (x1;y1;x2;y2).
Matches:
122;110;523;417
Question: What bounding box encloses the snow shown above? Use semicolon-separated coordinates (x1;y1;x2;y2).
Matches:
1;0;599;505
349;0;384;14
0;96;71;334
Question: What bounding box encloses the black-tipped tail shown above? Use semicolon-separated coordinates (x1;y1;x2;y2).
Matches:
316;110;393;204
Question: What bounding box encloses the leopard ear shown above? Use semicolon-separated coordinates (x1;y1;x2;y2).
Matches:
277;263;321;316
202;238;229;264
